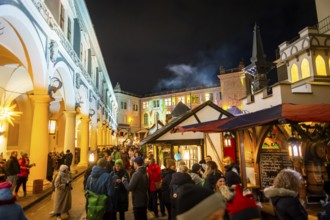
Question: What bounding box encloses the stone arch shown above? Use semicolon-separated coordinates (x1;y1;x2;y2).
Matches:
290;46;298;56
280;52;287;61
52;61;76;111
311;37;320;46
0;5;48;94
325;37;330;47
302;38;310;49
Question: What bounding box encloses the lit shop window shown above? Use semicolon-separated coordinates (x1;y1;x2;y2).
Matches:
143;102;148;109
165;98;171;106
178;96;185;104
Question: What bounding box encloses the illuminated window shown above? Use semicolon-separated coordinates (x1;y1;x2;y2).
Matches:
290;64;299;82
143;102;148;109
205;93;210;101
153;100;160;108
316;55;327;76
144;113;148;126
178;96;185;104
133;104;138;111
301;59;311;79
165;98;171;106
172;97;176;106
166;111;171;115
191;95;200;104
186;96;190;104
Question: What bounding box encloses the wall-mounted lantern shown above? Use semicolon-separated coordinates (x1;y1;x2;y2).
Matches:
49;119;56;135
287;136;302;159
224;132;232;147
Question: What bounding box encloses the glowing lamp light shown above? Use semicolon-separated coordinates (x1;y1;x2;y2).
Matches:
183;151;190;160
89;153;95;163
224;132;232;147
49;120;56;135
0;101;22;126
287;136;302;159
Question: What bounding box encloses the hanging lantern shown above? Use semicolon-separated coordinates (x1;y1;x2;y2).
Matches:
224;132;232;147
287;136;302;159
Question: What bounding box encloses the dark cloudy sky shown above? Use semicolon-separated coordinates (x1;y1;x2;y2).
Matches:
85;0;317;95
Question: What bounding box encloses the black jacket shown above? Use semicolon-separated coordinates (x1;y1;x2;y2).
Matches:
5;156;20;176
264;187;308;220
110;169;129;212
161;168;176;204
204;170;223;192
225;163;241;187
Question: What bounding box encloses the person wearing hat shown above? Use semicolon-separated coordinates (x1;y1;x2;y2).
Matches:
111;146;121;162
122;156;148;220
85;158;113;219
161;159;176;220
0;177;27;220
109;159;129;220
14;153;35;197
176;183;226;220
318;180;330;219
51;164;72;220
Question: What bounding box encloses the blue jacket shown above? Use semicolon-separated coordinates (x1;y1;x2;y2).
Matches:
85;166;114;212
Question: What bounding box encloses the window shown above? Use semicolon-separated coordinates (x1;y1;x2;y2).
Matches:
178;96;185;104
290;64;299;82
143;101;148;109
209;93;214;102
219;92;222;100
186;96;190;104
144;113;149;126
316;55;327;76
121;102;127;110
205;93;210;101
67;18;72;42
301;59;311;79
133;104;138;111
153;100;160;108
60;4;65;30
165;98;171;106
191;95;200;104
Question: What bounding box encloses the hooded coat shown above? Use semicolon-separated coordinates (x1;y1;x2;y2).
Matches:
0;181;27;220
123;166;149;208
109;168;129;212
85;166;113;212
264;186;307;220
161;168;176;204
53;169;72;214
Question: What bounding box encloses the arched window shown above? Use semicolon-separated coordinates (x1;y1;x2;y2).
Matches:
316;55;327;76
144;113;148;126
301;59;311;79
290;64;299;82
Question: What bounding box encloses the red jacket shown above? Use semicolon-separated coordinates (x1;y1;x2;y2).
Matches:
17;157;29;177
147;163;161;191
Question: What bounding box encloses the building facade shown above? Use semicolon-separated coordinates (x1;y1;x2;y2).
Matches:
0;0;118;182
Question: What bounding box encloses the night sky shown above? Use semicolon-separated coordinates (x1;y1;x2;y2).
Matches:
85;0;317;95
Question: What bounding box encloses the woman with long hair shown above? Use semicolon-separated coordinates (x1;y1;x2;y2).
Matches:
204;161;224;192
264;168;307;220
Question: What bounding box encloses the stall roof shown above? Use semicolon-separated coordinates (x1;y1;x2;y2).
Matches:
178;103;330;133
138;100;233;146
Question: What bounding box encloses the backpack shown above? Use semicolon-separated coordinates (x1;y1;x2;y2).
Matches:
86;178;108;220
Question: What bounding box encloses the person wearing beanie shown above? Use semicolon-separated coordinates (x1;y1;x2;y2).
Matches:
122;155;148;220
85;158;113;219
318;180;330;219
0;180;27;220
161;159;176;220
51;164;72;220
109;158;129;220
264;168;307;220
176;184;226;220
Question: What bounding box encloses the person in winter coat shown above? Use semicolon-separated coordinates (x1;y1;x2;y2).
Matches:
169;170;194;220
5;151;20;192
85;158;114;220
110;159;129;220
223;157;241;187
264;168;307;220
51;164;72;220
189;163;203;186
147;158;164;217
15;153;35;197
161;159;176;220
204;161;224;192
122;156;149;220
111;146;121;162
318;180;330;220
0;176;27;220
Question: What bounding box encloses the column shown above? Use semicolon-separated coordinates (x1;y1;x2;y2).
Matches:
102;125;107;146
90;125;97;151
0;122;8;159
29;94;51;181
106;127;111;145
97;121;102;148
78;115;89;167
63;111;76;168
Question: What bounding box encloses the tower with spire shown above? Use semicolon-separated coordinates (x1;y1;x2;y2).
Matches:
243;24;273;93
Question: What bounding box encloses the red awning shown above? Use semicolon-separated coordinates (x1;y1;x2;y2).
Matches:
177;103;330;133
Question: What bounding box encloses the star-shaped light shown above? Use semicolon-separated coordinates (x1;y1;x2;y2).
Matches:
0;100;22;126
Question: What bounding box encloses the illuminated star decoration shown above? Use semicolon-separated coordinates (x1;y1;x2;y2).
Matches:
0;99;22;126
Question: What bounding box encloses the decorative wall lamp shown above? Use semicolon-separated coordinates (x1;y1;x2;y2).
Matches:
287;136;303;159
223;132;233;147
49;119;57;135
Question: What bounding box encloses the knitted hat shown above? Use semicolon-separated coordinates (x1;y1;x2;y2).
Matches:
134;156;144;166
176;184;226;220
191;163;201;173
324;180;330;195
59;164;69;172
97;158;107;168
115;159;123;167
